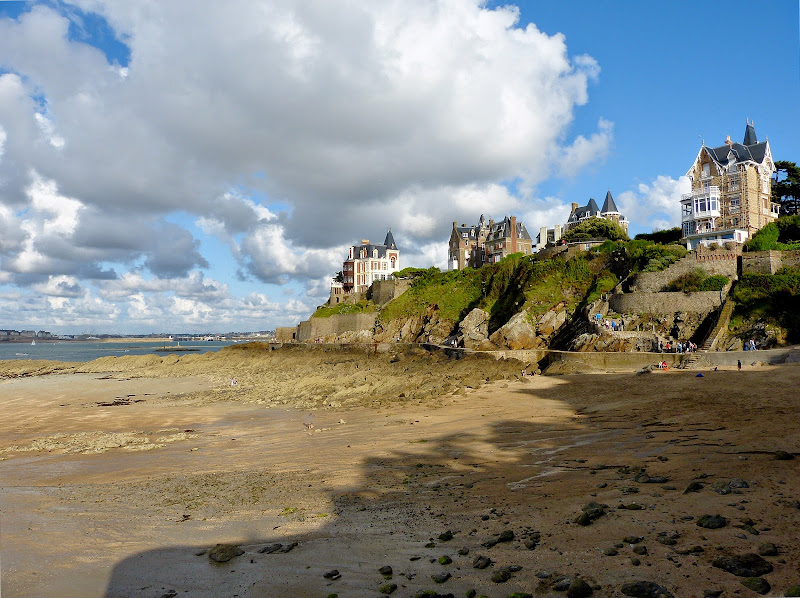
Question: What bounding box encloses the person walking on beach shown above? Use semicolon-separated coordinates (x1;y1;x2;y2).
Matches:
737;359;742;372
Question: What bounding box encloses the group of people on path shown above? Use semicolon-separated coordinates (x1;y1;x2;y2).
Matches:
595;313;623;331
658;340;697;354
743;338;758;351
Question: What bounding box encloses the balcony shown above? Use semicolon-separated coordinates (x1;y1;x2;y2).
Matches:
681;186;721;221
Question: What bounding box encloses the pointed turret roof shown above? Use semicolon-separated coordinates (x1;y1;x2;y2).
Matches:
383;229;397;250
587;197;600;214
743;120;757;146
601;190;619;214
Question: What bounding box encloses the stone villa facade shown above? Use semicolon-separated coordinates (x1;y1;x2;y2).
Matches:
565;191;629;234
448;215;533;270
536;191;628;251
681;121;779;249
330;230;400;303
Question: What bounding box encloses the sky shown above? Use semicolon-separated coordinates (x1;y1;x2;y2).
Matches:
0;0;798;335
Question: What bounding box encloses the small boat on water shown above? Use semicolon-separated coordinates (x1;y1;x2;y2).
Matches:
31;340;36;346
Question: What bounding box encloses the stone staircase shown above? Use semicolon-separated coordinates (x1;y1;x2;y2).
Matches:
679;296;736;369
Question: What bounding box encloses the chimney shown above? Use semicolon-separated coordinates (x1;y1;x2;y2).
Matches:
510;216;517;253
725;135;732;146
361;239;369;245
453;221;457;230
571;202;578;214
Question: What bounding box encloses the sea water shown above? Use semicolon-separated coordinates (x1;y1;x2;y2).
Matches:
0;340;239;363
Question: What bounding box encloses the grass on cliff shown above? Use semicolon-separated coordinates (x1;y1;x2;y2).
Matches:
666;268;729;292
312;299;377;318
379;252;613;332
380;267;484;322
729;271;800;344
744;215;800;251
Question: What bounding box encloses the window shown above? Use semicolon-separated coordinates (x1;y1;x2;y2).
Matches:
702;163;710;177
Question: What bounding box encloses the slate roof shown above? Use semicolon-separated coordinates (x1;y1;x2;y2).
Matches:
384;229;397;250
454;224;483;239
743;121;757;145
569;198;601;222
348;230;399;259
487;216;532;241
601;191;619;213
705;122;767;167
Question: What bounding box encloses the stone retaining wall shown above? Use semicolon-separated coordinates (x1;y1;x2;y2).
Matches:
275;327;297;343
297;313;378;342
632;251;737;292
742;249;800;274
609;290;724;315
371;279;411;306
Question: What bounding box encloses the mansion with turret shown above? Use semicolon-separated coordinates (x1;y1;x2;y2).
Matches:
681;121;779;249
329;230;400;304
448;215;533;270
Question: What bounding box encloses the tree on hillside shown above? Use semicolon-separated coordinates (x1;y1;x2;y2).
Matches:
772;161;800;215
333;271;344;283
634;227;682;244
563;217;629;243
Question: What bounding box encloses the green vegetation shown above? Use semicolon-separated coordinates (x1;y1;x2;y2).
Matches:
731;272;800;343
590;239;687;274
312;299;377;318
744;214;800;251
380;250;612;333
745;222;779;251
772;160;800;215
634;227;682;244
380;266;484;323
666;268;729;292
393;266;440;279
562;216;629;242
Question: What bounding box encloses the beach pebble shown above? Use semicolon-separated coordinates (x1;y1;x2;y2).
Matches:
682;481;703;494
620;580;674;597
491;568;511;583
567;578;593;597
712;553;773;577
740;577;771;595
696;514;727;529
208;544;244;563
757;542;778;556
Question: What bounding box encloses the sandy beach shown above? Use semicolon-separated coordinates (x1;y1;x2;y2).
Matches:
1;344;798;597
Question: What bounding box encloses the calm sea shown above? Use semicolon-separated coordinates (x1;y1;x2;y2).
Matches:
0;340;240;363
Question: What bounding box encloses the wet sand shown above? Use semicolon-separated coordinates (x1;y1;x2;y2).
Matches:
1;348;798;597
